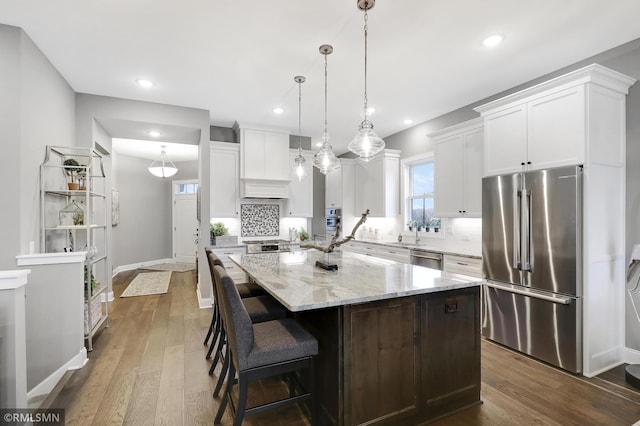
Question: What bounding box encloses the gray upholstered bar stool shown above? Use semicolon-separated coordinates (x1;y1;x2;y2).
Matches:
206;251;288;383
213;264;317;426
203;248;266;350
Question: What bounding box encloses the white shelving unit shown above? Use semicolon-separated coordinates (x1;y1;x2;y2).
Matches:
40;145;109;351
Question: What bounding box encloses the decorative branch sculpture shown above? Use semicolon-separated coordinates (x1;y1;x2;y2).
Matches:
300;209;370;253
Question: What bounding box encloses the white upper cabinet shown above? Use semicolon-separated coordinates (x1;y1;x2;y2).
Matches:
286;150;313;217
210;142;240;218
476;64;633;177
325;167;342;208
355;149;400;217
433;119;483;217
233;123;290;198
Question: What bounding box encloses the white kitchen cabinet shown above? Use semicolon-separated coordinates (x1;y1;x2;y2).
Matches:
476;65;623;177
342;241;410;263
286;150;313;217
210;142;240;218
475;63;637;377
233;123;291;198
325;165;343;208
210;246;247;283
443;254;482;278
432;118;483;217
354;149;400;217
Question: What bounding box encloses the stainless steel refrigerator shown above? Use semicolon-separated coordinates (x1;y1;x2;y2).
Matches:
482;165;582;373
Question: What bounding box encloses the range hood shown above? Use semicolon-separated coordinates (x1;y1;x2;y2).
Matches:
234;122;291;199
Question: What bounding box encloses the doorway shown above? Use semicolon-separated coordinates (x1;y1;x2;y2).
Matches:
173;180;199;263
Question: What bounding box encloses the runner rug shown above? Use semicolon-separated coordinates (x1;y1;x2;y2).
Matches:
120;271;172;298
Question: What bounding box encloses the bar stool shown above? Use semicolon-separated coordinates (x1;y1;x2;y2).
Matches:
203;248;266;350
206;251;288;390
213;265;317;426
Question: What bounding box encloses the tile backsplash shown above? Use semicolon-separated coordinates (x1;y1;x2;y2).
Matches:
241;204;279;237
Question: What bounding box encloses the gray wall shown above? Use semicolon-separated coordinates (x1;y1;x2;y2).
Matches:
0;24;75;269
74;94;210;298
384;38;640;350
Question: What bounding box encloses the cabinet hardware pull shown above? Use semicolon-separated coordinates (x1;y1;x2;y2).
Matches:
456;262;468;266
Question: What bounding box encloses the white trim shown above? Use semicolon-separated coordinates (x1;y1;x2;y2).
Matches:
626;346;640;365
197;282;213;309
0;270;30;290
112;258;173;276
27;347;87;401
16;252;86;266
172;179;198;263
101;291;115;303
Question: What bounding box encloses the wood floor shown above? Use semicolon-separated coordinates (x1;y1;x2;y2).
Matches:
50;269;640;425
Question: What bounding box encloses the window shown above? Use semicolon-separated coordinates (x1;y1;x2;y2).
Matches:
404;157;440;231
176;182;199;194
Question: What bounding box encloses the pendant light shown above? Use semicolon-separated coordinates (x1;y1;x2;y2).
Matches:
148;145;178;178
348;0;385;162
293;75;307;182
313;44;340;175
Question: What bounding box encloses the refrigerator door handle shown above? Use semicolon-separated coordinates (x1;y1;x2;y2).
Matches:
485;282;572;305
514;190;522;270
523;190;533;272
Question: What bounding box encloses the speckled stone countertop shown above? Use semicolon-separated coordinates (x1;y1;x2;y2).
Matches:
228;250;484;312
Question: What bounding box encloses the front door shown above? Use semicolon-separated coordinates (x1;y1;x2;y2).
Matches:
173;180;198;263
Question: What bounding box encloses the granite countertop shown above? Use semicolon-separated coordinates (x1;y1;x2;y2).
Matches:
228;250;484;312
346;239;482;258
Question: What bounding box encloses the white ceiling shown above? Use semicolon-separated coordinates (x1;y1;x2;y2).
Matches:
3;0;640;158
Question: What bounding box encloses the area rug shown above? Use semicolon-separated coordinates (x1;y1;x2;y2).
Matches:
120;271;172;298
143;262;195;272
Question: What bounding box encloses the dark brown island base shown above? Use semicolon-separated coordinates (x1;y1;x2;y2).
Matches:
230;249;483;425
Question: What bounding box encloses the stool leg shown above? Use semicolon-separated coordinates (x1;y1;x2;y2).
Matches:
310;357;316;426
214;345;230;396
234;371;248;426
209;327;225;375
206;310;221;360
214;362;235;424
203;304;217;346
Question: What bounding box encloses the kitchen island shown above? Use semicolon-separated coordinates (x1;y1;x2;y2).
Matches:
229;249;483;425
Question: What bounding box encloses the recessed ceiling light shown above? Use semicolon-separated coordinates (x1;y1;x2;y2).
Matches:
273;107;284;115
482;34;504;47
403;119;413;125
136;79;154;88
148;130;161;137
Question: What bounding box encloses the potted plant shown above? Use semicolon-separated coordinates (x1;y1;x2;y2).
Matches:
429;217;441;232
297;228;310;241
407;220;417;231
72;211;84;226
210;222;229;245
63;158;83;190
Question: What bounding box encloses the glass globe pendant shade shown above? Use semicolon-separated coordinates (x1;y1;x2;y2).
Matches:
148;146;178;178
348;117;385;162
313;133;340;175
294;153;306;182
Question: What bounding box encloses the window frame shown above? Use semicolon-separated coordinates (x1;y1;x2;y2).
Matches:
401;153;442;235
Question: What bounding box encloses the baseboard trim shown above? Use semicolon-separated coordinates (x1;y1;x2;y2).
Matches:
625;346;640;364
112;258;173;276
27;347;87;401
197;282;213;309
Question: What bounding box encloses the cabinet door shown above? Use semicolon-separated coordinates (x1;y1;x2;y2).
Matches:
210;143;240;217
483;104;527;176
462;128;483;216
241;130;289;181
527;86;585;170
325;167;342;208
434;135;464;217
287;152;313;217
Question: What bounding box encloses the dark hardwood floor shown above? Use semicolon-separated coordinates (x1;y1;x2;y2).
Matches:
50;269;640;425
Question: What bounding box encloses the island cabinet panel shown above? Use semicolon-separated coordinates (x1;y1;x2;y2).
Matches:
344;297;420;426
422;287;481;420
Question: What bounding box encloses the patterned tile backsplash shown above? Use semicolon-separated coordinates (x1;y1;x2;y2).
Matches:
241;204;279;237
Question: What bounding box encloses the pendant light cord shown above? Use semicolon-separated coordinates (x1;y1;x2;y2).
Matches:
298;79;303;153
363;9;369;114
324;52;328;136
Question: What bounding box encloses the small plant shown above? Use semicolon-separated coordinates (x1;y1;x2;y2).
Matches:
407;220;417;230
72;212;84;225
429;217;441;231
84;266;97;292
210;222;229;238
63;158;83;182
297;227;310;241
